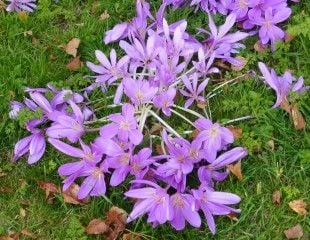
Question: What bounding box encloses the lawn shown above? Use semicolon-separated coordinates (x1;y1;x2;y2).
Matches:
0;0;309;239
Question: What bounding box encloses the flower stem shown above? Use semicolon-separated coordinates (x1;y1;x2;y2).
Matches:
172;105;204;119
222;115;254;125
170;109;196;127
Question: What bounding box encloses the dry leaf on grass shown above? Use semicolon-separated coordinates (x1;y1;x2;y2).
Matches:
227;161;243;180
0;237;16;240
227;212;239;221
150;123;163;134
0;187;13;193
38;181;60;203
99;10;110;20
291;105;306;130
227;126;243;139
272;190;281;205
231;57;248;71
20;229;35;239
0;1;6;11
19;208;26;218
66;56;83;71
289;199;307;216
284;224;304;239
62;183;89;205
267;139;275;151
280;99;292;114
18;11;28;22
86;219;109;235
285;33;295;43
254;40;267;53
64;38;80;57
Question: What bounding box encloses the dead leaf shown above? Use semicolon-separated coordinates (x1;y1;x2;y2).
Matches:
284;224;304;239
231;56;248;71
20;208;26;218
227;161;243;181
291;105;306;130
0;171;7;177
227;212;239;221
280;98;292;114
38;181;60;203
85;219;109;235
191;129;199;139
150;123;163;134
285;32;295;43
267;139;275;151
197;101;207;109
32;37;39;45
18;11;28;22
0;1;6;11
49;54;57;61
122;233;142;240
21;229;35;239
23;30;33;37
215;61;231;70
0;237;16;240
289;200;307;216
99;10;110;20
64;38;80;57
62;183;89;205
66;55;83;71
0;187;13;193
105;207;128;239
254;41;267;53
227;126;243;139
272;190;281;205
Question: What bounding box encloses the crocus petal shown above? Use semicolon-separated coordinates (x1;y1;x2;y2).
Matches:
78;175;96;199
48;138;84;158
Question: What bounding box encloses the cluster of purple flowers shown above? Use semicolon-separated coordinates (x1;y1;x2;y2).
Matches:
9;0;305;235
164;0;299;47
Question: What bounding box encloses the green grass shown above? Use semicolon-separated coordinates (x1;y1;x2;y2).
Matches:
0;0;309;239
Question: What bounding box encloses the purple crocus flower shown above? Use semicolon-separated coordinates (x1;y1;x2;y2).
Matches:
170;192;201;230
249;7;291;45
125;180;173;224
123;78;158;106
153;88;176;116
46;101;85;143
195;118;234;163
228;0;259;20
258;62;306;108
192;186;241;234
198;147;248;184
130;148;155;179
13;120;46;164
86;49;129;86
201;13;248;66
180;73;209;108
100;103;143;145
192;48;219;76
6;0;36;12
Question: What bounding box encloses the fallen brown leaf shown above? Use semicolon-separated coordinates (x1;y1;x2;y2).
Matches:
122;233;142;240
21;229;35;239
289;199;307;216
227;161;243;181
191;129;199;139
197;101;207;109
0;187;13;193
284;224;304;239
99;10;110;20
38;181;60;204
215;61;231;70
64;38;80;57
0;1;6;11
32;37;39;45
285;32;295;43
254;40;267;53
62;183;89;205
272;190;281;205
66;55;83;71
0;237;16;240
0;171;7;177
155;144;164;155
231;56;248;71
227;126;243;139
280;98;292;114
105;207;128;240
227;212;239;221
150;123;163;134
291;104;306;130
85;219;109;235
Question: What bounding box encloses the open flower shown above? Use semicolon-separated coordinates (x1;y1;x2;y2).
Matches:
6;0;37;12
153;88;176;116
100;103;143;145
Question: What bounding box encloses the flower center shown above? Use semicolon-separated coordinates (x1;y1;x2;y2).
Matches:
72;122;83;131
131;162;141;173
172;194;185;208
84;153;94;161
120;120;130;130
189;148;199;160
239;0;248;8
135;90;144;102
120;153;130;164
92;169;103;179
208;127;219;138
264;21;273;28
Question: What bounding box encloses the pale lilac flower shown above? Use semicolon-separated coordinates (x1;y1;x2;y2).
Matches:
195;118;234;163
125;180;173;224
180;73;209;108
192;48;219;76
9;101;24;119
130;148;155;179
198;147;248;184
120;36;159;69
99;138;133;186
192;186;241;234
228;0;259;20
249;7;291;45
123;78;158;106
258;62;306;107
46;101;85;143
153;88;176;116
100;103;143;145
13;120;45;164
170;192;201;230
86;49;129;86
6;0;36;12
